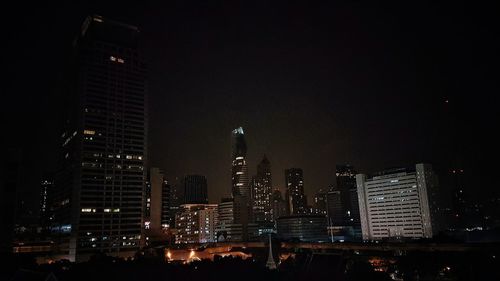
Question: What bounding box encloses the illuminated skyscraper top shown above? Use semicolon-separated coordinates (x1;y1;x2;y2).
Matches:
231;127;249;197
231;127;247;159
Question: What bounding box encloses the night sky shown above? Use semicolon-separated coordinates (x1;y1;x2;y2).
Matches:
2;1;497;214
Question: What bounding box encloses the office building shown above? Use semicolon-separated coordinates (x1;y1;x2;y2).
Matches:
52;15;147;261
215;198;258;242
313;189;328;215
175;204;217;244
271;189;289;220
335;165;361;227
144;168;172;232
356;163;440;240
251;155;273;223
285;168;307;215
161;179;172;229
39;175;54;229
326;190;343;225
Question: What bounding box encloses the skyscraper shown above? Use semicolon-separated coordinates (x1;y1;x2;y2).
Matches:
231;127;249;197
181;175;208;204
39;175;55;229
144;168;171;232
285;168;307;215
356;164;440;240
334;165;361;227
228;127;253;240
271;189;289;221
313;189;328;215
251;155;273;223
52;15;147;261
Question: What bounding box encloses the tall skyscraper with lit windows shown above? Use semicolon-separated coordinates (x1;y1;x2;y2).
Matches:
53;15;147;261
251;155;273;223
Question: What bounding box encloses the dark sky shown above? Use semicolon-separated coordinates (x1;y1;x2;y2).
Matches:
2;1;497;212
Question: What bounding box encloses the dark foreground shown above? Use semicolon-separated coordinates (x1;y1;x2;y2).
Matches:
2;250;499;281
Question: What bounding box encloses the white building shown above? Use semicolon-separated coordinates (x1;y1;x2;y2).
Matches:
175;204;218;244
356;163;440;240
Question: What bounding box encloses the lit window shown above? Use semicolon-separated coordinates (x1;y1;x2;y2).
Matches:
104;208;111;212
110;56;116;61
83;129;95;135
81;208;92;213
113;208;120;212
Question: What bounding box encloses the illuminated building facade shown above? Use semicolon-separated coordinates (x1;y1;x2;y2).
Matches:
251;155;273;223
285;168;307;215
356;163;440;240
175;204;217;244
52;15;147;261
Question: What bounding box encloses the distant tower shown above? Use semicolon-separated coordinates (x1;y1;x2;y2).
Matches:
265;234;277;270
251;155;273;223
230;127;252;240
285;168;307;214
335;165;360;227
231;127;249;197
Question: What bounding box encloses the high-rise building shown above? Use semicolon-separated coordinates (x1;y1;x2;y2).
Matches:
215;198;242;242
168;178;181;225
181;175;208;204
229;127;252;240
231;127;249;197
313;189;328;215
271;190;289;221
335;165;360;226
161;179;172;229
52;15;147;261
175;204;217;244
39;175;55;229
251;155;273;223
285;168;307;215
356;164;440;240
144;168;171;232
326;190;343;225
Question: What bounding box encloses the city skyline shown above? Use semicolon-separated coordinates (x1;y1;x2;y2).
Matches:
3;1;496;219
2;3;500;279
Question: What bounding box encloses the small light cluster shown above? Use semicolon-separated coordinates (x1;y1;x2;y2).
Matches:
110;56;125;64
